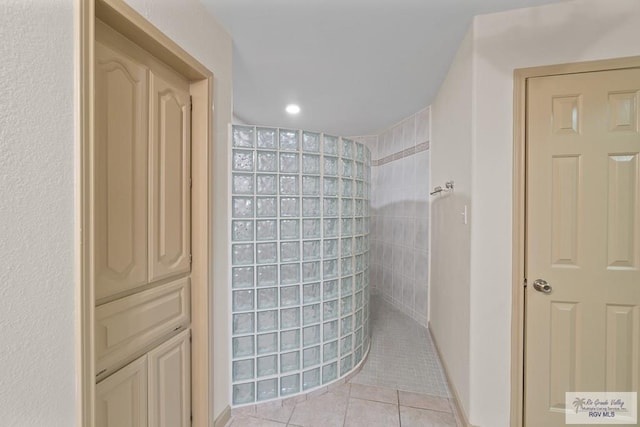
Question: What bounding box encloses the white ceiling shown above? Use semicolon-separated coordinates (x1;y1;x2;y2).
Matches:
201;0;564;136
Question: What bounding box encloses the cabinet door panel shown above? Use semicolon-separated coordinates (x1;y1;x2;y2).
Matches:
96;356;148;427
148;329;191;427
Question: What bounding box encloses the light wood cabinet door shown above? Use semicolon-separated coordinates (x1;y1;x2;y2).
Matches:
148;329;191;427
96;356;148;427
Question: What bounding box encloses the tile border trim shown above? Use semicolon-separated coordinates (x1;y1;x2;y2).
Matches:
372;141;429;167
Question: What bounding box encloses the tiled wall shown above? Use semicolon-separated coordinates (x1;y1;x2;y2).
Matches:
360;107;430;327
230;125;372;405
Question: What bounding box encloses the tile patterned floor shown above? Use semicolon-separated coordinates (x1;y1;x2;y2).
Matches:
227;296;458;427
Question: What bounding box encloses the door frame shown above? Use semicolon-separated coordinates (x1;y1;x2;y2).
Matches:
511;56;640;427
76;0;214;425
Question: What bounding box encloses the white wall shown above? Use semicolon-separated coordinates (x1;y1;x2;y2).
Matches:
0;0;232;425
429;26;474;418
431;0;640;425
0;1;75;425
121;1;234;420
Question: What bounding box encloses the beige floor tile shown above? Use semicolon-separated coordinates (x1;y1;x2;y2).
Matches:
288;391;349;427
399;406;457;427
344;398;400;427
350;383;398;404
254;399;296;424
398;390;451;412
229;415;288;427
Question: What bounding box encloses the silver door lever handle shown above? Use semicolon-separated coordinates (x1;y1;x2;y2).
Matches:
533;279;552;293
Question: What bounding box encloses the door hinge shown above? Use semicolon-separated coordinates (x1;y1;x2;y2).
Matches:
190;96;193;112
189;253;192;264
190;177;193;188
523;278;528;288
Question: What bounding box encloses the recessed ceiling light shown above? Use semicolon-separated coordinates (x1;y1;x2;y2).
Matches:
286;104;301;115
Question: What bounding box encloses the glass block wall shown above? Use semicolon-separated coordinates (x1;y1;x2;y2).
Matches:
230;125;371;405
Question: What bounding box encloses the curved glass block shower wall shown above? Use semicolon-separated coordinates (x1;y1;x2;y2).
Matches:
230;125;372;405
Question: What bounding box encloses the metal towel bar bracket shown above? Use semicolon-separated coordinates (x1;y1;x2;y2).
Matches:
430;181;454;196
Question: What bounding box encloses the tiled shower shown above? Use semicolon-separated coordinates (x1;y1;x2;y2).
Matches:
230;126;372;405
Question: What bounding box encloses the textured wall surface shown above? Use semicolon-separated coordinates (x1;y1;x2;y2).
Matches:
0;1;76;425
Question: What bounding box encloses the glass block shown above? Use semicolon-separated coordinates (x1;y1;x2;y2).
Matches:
257;151;277;173
303;131;320;152
355;309;363;328
232;220;254;242
355;273;363;290
341;257;352;275
342;199;353;216
233;290;254;312
323;239;338;258
341;159;353;178
257;265;278;287
302;176;320;195
233;359;254;381
280;219;300;240
232;243;254;266
233;382;255;405
280;241;300;262
279;129;299;151
280;285;300;307
232;266;254;289
233;125;254;148
323;198;338;217
340;335;352;355
342;139;353;159
281;351;299;373
355;218;363;235
323;259;338;279
256;197;277;217
233;150;254;171
323;135;338;155
233;313;254;335
302;346;320;368
302;219;321;239
302;154;320;174
256;310;278;333
233;173;254;195
281;307;300;329
340;355;353;376
356;162;364;180
279;152;299;173
257;127;277;149
355;236;363;253
341;218;353;236
280;263;300;285
323;177;338;196
256;220;277;241
355;328;363;348
302;261;320;282
323;219;338;238
341;179;353;199
280;197;300;217
322;362;337;384
323;341;338;362
281;329;300;351
341;296;353;316
323;280;338;299
257;332;277;354
257;288;278;310
233;336;254;358
257;378;278;401
323;300;338;320
303;324;321;347
341;317;353;338
280;374;300;396
323;156;338;176
303;367;321;390
257;355;277;377
303;240;321;260
279;175;299;195
324;320;338;341
356;142;364;161
303;282;321;303
355;199;363;216
256;242;277;264
233;197;254;218
341;276;353;295
341;237;352;256
356;180;364;197
256;174;277;195
354;346;363;365
355;255;363;272
302;198;320;217
303;304;320;325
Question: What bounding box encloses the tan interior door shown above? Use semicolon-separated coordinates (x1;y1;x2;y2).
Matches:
526;68;640;426
94;19;192;427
